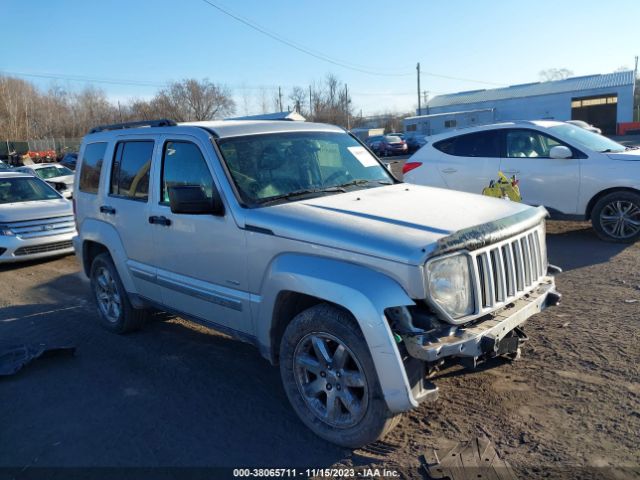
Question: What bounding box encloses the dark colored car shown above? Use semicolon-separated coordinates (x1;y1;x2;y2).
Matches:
406;135;428;153
377;135;408;157
59;152;78;171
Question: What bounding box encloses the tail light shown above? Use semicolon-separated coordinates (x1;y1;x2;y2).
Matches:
402;162;423;174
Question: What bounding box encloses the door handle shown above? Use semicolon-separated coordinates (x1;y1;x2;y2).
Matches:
148;215;172;227
99;205;116;215
441;168;457;174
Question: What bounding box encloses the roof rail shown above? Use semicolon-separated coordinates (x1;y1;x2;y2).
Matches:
88;119;177;134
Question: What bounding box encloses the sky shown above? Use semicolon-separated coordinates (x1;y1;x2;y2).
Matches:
1;0;638;117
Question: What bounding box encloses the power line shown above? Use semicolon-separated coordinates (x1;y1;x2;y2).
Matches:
199;0;414;77
199;0;505;86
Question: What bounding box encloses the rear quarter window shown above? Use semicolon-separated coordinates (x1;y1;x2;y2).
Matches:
78;142;108;194
434;131;500;158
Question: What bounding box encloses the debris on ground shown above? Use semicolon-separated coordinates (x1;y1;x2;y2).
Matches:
0;344;75;376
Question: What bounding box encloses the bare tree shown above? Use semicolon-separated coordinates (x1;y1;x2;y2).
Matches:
152;79;235;121
539;68;574;82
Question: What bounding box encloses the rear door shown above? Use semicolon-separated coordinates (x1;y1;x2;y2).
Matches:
101;136;161;301
499;128;581;214
433;130;501;194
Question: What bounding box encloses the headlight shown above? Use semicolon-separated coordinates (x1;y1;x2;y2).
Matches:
0;225;14;236
426;254;474;319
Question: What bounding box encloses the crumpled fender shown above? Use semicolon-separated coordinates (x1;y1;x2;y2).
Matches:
256;253;418;413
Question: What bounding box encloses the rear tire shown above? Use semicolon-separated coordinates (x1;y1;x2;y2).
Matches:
90;253;148;333
591;191;640;243
279;303;401;448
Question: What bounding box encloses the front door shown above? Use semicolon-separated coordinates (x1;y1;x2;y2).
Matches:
499;128;581;214
148;135;250;334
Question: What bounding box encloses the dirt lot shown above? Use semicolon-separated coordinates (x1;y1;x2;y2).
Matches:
1;221;639;479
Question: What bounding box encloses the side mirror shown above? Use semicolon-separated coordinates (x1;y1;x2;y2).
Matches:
168;185;225;216
549;145;572;159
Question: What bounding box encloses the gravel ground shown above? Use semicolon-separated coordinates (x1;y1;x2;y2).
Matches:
0;220;638;479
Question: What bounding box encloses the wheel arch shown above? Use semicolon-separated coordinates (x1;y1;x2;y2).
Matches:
255;253;418;413
585;186;640;220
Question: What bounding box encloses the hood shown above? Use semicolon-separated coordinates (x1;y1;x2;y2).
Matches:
45;174;75;185
0;198;72;224
243;183;535;265
606;149;640;161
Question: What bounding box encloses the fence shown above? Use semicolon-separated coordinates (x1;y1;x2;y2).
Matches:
1;138;81;158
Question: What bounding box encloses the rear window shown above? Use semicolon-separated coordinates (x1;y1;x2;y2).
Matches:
79;142;107;193
434;131;500;157
110;141;154;201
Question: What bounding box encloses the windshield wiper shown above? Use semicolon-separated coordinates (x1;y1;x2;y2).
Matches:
625;145;640;150
336;179;392;188
257;186;346;205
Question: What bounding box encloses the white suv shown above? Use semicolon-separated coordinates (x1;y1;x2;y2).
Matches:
74;119;559;447
404;120;640;242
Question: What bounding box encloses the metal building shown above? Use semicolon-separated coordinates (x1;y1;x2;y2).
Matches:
406;71;635;136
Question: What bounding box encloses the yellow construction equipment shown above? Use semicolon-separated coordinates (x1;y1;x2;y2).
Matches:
482;171;522;202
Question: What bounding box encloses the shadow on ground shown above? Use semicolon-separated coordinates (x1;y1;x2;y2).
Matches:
545;221;631;271
0;274;347;469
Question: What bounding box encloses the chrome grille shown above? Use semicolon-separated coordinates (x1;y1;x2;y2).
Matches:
472;225;546;313
14;240;74;256
6;215;75;239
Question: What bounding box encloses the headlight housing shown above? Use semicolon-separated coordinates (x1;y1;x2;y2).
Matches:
426;254;474;319
0;225;14;236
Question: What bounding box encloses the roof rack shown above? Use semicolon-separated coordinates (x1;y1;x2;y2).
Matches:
88;119;177;134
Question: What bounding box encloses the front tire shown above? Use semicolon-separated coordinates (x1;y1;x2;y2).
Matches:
591;191;640;243
90;253;148;333
279;303;400;448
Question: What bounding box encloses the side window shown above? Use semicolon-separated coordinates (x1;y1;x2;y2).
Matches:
79;142;107;194
161;141;214;205
506;130;562;158
434;131;499;157
110;141;154;201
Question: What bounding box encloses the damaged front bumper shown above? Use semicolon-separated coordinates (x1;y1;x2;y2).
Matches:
395;273;560;405
405;276;559;363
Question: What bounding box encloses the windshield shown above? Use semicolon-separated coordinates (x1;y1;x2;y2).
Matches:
0;177;61;204
34;165;73;179
385;136;402;143
217;131;394;205
549;124;626;153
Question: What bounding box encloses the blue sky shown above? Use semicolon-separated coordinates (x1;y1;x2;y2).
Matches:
1;0;638;116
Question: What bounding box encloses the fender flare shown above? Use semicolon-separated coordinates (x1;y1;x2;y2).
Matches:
77;219;136;294
256;253;418;413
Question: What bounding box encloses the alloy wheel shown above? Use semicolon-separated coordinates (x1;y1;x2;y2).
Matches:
94;266;122;323
599;200;640;240
293;332;368;428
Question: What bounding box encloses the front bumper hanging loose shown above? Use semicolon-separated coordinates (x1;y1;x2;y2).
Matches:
404;276;560;363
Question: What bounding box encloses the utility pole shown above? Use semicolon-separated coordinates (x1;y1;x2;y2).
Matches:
309;85;313;120
417;62;421;115
635;56;639;121
344;84;350;130
278;87;283;111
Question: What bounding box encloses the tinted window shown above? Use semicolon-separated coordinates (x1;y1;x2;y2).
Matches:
79;142;107;193
161;141;214;204
110;141;154;201
434;131;500;157
506;129;562;158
